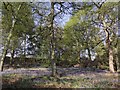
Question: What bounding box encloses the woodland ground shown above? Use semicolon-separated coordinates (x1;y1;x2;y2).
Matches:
1;67;120;89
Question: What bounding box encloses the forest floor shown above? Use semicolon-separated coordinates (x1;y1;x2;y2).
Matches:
1;67;120;88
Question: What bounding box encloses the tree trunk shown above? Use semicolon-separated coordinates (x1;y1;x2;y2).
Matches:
23;34;27;57
105;31;115;73
87;48;91;61
76;39;81;63
109;46;115;72
0;21;15;71
50;2;57;77
0;3;23;71
51;49;56;76
10;49;15;66
0;48;8;71
78;51;80;62
114;39;120;72
115;50;119;72
103;21;115;73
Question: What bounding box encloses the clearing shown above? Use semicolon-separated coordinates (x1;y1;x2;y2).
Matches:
1;67;120;88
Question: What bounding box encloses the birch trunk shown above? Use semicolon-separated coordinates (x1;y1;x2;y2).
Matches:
0;3;23;71
0;20;16;71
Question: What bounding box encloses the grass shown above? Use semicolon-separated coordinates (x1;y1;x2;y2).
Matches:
2;68;120;88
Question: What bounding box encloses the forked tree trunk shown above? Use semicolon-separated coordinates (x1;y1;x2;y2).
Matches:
102;20;115;73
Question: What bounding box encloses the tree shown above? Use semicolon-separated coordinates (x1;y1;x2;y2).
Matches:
93;2;118;72
63;4;100;66
0;2;24;71
0;2;34;71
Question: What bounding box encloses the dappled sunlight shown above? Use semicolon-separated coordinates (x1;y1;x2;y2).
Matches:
2;67;120;88
0;1;120;89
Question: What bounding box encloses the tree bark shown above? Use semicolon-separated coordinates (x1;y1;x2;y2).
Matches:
0;20;16;71
87;48;91;61
94;2;116;73
77;51;81;63
0;3;23;71
50;2;57;77
114;38;120;72
0;47;8;71
108;46;115;72
23;34;27;57
102;20;115;73
104;27;115;73
10;49;15;66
